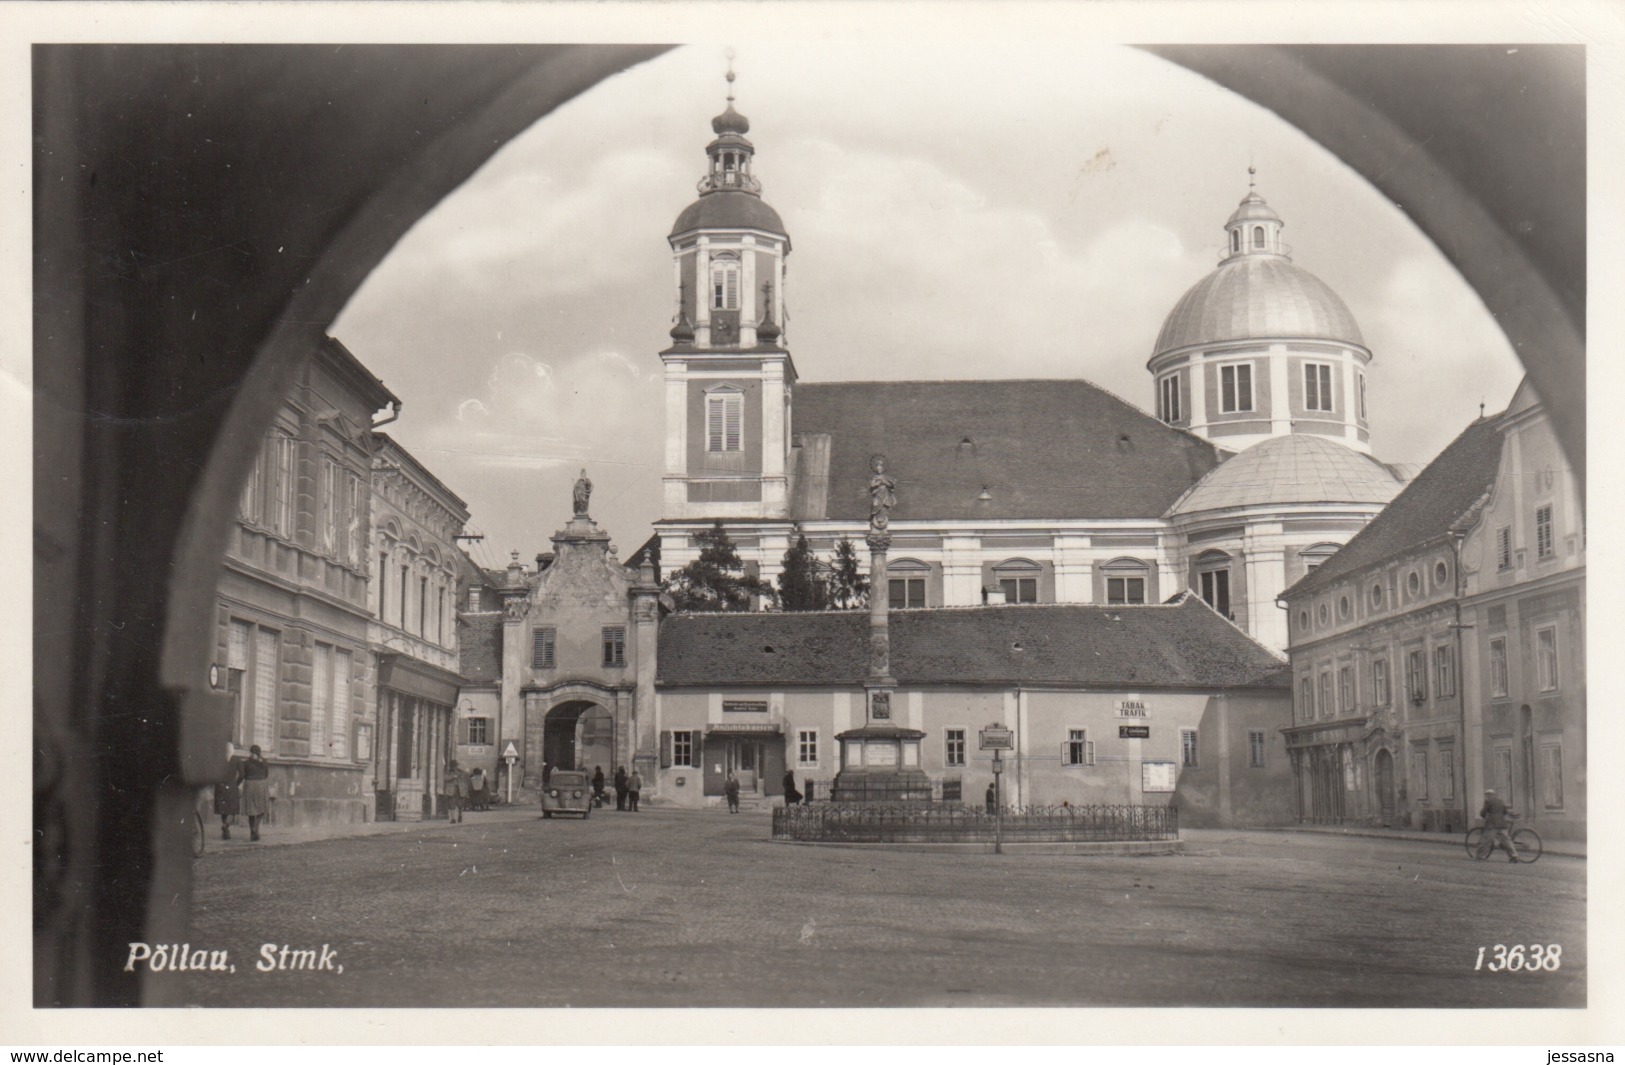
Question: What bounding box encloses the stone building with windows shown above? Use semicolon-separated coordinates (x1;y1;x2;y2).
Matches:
1280;380;1583;840
367;433;472;821
652;86;1411;654
467;490;665;794
652;594;1294;823
213;337;398;827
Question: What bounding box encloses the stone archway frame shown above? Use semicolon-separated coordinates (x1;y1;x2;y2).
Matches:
523;682;637;787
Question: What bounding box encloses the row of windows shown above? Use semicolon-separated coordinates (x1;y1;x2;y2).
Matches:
226;619;354;759
531;626;628;669
1408;744;1457;804
1156;364;1365;423
650;726;1253;773
1306;502;1562;636
1299;628;1562;721
241;434;370;570
378;554;454;645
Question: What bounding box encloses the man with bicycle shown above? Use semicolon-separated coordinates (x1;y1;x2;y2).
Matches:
1477;788;1519;862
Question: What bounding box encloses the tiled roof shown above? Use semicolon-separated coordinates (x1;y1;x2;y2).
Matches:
789;380;1226;522
458;612;503;684
1285;415;1506;598
1168;434;1403;515
1154;256;1364;355
657;595;1289;690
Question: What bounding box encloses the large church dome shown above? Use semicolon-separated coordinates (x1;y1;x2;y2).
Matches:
1154;253;1364;356
1167;434;1402;516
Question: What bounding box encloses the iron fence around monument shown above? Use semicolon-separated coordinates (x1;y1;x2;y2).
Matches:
771;802;1179;844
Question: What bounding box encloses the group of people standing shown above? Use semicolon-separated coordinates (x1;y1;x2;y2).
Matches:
592;765;643;811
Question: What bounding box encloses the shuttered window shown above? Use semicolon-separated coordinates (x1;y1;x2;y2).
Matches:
532;627;556;669
331;649;351;760
311;643;331;758
706;392;743;453
253;627;279;752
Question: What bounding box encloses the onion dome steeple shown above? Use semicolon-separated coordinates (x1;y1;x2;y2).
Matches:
670;59;787;241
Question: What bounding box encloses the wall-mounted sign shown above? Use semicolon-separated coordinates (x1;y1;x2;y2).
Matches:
979;726;1015;751
1141;761;1177;793
1116;699;1149;718
1119;725;1150;739
706;722;780;734
722;701;768;714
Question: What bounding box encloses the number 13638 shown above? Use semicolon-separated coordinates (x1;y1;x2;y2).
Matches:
1475;944;1562;971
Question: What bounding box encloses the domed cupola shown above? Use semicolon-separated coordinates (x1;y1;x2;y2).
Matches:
666;60;791;353
1146;169;1376;456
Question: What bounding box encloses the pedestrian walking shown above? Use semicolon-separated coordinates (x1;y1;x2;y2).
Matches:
628;769;643;812
614;765;628;811
592;765;607;808
240;745;271;842
985;781;997;815
724;773;740;813
445;760;469;824
469;766;488;811
782;770;802;807
213;744;242;840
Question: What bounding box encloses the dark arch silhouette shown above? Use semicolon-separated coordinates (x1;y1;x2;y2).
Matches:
34;43;1583;1005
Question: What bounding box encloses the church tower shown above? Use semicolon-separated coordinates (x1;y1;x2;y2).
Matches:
659;65;795;524
1147;172;1375;455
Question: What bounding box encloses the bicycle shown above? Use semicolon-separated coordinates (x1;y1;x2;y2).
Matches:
1464;816;1542;864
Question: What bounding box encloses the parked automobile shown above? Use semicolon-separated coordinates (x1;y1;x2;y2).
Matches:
541;769;594;819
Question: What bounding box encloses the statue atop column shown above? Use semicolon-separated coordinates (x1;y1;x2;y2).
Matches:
867;454;896;542
572;469;592;518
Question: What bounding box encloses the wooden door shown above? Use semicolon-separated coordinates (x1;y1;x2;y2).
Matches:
1375;749;1395;825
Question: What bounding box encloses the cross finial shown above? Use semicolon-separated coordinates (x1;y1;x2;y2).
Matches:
725;48;736;103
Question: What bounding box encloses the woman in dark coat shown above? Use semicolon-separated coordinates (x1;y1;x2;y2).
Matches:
240;744;271;842
213;746;243;840
591;766;606;807
782;770;802;807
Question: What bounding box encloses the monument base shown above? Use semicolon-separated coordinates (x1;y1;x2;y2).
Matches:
830;766;934;804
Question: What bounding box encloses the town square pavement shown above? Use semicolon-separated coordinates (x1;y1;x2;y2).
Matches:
178;805;1584;1008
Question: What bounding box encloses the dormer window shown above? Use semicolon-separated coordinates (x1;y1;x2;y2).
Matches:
706;388;743;453
711;254;740;311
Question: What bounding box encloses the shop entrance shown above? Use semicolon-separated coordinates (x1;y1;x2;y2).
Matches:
703;733;786;797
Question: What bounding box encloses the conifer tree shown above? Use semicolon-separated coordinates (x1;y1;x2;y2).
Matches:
827;538;869;609
777;532;830;611
663;521;776;611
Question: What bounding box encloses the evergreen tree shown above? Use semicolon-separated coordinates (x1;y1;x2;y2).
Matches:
828;538;869;609
777;533;830;611
664;521;776;612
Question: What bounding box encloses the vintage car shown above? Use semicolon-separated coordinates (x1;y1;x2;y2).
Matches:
540;769;594;819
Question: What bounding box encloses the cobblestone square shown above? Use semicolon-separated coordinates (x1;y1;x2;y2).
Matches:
177;808;1585;1009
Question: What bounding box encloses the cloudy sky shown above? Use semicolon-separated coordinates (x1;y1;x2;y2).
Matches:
331;42;1524;567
